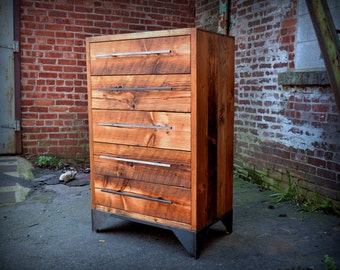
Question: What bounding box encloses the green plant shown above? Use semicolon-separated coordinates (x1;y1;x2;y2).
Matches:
270;191;295;203
36;156;63;169
324;255;338;270
270;172;303;204
302;198;334;215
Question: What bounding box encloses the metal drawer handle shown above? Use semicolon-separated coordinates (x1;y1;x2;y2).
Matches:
98;122;172;130
98;87;172;91
96;49;171;58
99;155;171;168
101;189;173;204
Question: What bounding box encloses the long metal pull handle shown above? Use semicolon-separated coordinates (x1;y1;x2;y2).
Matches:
96;49;171;58
99;155;171;168
98;122;172;130
98;87;172;91
101;189;172;204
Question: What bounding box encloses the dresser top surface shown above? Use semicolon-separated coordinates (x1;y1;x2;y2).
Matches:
86;28;234;44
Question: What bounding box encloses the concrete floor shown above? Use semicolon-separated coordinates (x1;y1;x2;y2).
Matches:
0;156;35;204
0;157;339;269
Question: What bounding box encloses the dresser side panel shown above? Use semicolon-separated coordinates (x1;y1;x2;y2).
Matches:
86;38;96;209
195;30;234;230
216;35;235;217
190;29;198;231
195;30;212;230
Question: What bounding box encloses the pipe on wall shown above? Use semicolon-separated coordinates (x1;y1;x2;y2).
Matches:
217;0;230;35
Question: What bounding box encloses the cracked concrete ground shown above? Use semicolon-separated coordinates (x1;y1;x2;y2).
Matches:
0;159;339;270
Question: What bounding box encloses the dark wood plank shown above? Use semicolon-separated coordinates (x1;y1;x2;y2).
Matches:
194;29;234;230
90;35;190;75
92;91;190;112
94;176;190;205
86;38;97;209
94;187;191;224
216;35;235;217
194;30;210;230
92;142;191;188
91;74;191;91
189;29;198;230
92;110;191;151
91;74;191;112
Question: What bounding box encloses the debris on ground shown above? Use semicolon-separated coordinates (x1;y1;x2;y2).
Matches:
59;170;77;182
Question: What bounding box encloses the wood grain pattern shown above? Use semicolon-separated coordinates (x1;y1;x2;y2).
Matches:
193;30;235;230
92;142;191;188
90;35;190;75
216;35;235;217
94;176;190;205
95;205;191;229
91;74;191;112
91;74;191;91
94;187;191;224
87;28;193;43
92;110;191;151
86;38;96;209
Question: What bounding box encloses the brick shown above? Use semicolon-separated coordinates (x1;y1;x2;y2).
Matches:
312;104;330;113
317;167;336;180
39;114;58;120
307;156;326;168
282;18;296;28
34;100;54;106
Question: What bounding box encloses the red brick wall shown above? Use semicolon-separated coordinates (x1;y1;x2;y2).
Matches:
20;0;195;161
228;0;339;210
197;0;340;211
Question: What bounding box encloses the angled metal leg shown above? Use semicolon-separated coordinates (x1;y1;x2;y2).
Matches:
220;210;233;234
172;227;209;259
92;209;112;232
91;209;233;258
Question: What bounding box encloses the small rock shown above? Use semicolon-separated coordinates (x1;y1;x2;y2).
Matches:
45;176;60;185
66;179;89;187
268;205;274;209
59;170;77;182
278;213;287;217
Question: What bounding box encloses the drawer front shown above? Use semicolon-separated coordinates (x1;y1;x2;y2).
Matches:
92;110;191;151
89;35;190;75
90;74;191;112
93;142;191;188
93;179;191;224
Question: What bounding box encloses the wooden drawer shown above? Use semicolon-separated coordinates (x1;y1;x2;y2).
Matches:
90;74;191;112
89;35;190;75
92;110;191;151
93;179;191;224
93;142;191;188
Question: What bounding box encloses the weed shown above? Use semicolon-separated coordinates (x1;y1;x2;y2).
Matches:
302;198;335;215
270;172;304;205
324;255;338;270
36;156;63;169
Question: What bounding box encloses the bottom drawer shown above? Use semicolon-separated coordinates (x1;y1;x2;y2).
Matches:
94;186;191;224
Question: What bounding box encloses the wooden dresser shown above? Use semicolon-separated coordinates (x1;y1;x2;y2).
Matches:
86;28;234;258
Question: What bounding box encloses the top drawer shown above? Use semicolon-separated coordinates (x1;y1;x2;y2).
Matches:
89;35;190;75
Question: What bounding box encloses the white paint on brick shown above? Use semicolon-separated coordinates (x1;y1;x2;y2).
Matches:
256;90;338;151
272;118;322;151
232;0;340;154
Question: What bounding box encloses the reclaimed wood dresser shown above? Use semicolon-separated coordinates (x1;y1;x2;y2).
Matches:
86;28;234;258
